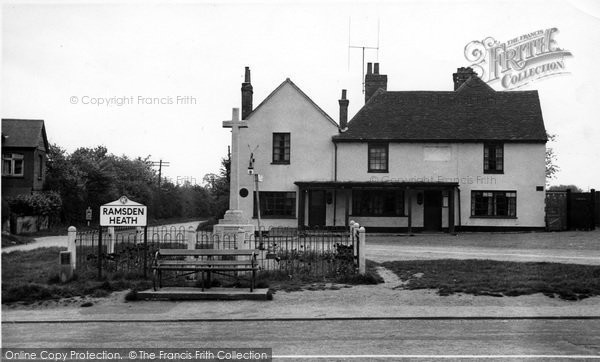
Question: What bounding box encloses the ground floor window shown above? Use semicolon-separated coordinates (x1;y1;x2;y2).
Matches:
254;191;296;218
352;189;404;216
471;190;516;217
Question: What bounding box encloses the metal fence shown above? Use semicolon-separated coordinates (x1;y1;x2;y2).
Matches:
74;225;355;279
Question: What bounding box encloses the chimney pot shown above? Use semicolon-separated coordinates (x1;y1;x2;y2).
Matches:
341;89;347;100
367;62;373;75
374;63;379;74
244;66;251;83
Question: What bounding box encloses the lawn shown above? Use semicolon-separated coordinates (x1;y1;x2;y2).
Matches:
381;259;600;300
1;247;151;304
2;247;382;303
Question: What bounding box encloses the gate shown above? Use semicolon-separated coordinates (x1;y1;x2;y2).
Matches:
545;191;567;231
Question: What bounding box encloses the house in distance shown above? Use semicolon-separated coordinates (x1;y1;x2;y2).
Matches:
227;64;547;233
2;119;49;198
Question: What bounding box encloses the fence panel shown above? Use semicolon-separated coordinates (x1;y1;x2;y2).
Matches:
75;225;355;279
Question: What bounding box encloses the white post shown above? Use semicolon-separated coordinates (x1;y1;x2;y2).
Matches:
236;227;249;250
358;226;366;275
349;220;357;257
67;226;77;270
186;226;197;279
107;226;115;254
186;226;196;250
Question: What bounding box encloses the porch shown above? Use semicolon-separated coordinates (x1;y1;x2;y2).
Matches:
295;181;459;233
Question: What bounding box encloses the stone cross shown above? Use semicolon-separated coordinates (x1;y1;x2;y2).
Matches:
223;108;247;210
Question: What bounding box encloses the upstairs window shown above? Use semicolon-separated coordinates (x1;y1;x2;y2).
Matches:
484;143;503;173
2;153;24;176
272;133;290;164
471;191;516;218
368;143;388;173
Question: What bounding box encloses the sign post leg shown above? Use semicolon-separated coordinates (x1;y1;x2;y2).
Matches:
98;225;103;280
143;226;148;278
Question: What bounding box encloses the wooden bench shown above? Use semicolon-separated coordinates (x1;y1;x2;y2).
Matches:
152;249;259;292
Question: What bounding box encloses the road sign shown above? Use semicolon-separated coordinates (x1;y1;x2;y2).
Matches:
100;196;147;227
85;207;92;221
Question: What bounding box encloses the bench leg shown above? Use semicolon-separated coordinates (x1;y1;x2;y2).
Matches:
152;269;158;291
201;270;205;292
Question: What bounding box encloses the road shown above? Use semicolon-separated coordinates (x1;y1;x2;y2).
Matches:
3;319;600;358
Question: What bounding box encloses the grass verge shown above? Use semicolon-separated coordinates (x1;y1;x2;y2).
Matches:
381;259;600;301
2;247;151;304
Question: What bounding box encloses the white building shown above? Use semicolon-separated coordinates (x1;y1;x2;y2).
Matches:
228;65;547;232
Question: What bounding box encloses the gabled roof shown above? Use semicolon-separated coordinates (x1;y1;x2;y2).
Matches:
334;76;547;143
2;119;49;151
246;78;339;128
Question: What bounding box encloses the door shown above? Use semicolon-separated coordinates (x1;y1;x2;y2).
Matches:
308;190;327;228
423;190;442;231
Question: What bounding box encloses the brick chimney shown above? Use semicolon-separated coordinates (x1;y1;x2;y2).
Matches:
241;66;253;119
453;67;477;90
338;89;349;130
365;62;387;103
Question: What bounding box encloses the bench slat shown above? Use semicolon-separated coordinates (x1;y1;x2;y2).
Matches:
158;249;259;257
158;260;255;266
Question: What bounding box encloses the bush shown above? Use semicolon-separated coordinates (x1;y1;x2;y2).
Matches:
7;191;62;217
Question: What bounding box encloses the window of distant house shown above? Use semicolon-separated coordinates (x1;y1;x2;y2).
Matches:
38;154;43;180
352;189;404;216
272;133;290;164
368;143;388;172
484;143;503;173
2;153;24;177
254;191;296;218
471;191;516;218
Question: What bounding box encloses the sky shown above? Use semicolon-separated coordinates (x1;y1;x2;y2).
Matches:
2;0;600;190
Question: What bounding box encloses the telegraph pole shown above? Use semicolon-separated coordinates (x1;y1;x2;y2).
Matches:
151;160;170;188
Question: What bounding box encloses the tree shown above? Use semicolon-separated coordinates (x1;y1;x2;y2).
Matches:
548;184;584;193
546;132;559;182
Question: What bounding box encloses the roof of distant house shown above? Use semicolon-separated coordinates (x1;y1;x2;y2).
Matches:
334;76;547;143
1;119;49;150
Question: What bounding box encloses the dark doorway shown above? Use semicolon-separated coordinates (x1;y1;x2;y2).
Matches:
308;190;327;227
423;190;442;231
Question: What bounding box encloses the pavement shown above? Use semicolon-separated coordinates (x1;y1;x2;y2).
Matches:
2;229;600;323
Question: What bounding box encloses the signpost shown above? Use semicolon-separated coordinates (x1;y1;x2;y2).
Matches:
98;196;148;278
100;196;147;227
85;207;92;227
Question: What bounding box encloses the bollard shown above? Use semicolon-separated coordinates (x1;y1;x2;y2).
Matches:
67;226;77;270
358;226;366;275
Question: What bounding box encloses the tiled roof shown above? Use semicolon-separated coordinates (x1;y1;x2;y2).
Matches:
2;119;48;150
334;76;547;143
